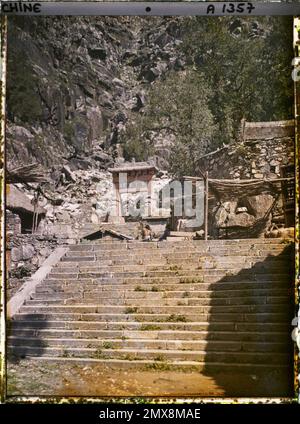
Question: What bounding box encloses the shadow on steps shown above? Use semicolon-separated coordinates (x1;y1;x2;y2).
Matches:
201;243;295;397
7;314;49;364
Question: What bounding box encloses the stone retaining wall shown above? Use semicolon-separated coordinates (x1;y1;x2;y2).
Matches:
6;234;64;299
198;120;294;180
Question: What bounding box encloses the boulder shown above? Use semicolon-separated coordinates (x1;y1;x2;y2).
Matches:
11;244;35;262
88;47;107;60
56;210;71;223
227;212;256;227
245;194;274;218
11;247;23;262
22;244;36;260
140;67;160;82
62;165;77;183
214;200;255;228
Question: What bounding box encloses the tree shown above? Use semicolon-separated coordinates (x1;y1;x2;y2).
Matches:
123;69;216;177
180;16;294;145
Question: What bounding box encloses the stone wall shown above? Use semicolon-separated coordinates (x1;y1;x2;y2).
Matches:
198;120;294;180
197;120;295;238
6;210;21;236
6;234;64;299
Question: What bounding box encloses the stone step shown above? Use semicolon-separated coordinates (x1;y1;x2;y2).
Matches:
47;268;291;279
13;312;291;323
37;281;290;293
64;252;290;263
62;253;291;266
9;237;293;373
64;247;291;259
43;272;291;282
8;346;290;364
25;296;290;307
11;356;290;372
112;251;291;259
53;271;292;281
53;260;291;273
55;261;114;269
7;328;289;342
9;319;290;333
7;336;290;353
19;303;291;315
52;268;291;279
62;256;96;262
55;255;292;269
67;239;291;251
31;288;290;299
122;275;291;284
65;243;293;257
97;241;292;249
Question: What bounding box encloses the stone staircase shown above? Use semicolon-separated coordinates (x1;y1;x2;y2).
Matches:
8;239;294;376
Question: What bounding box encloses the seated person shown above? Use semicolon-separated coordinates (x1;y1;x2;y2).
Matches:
142;223;153;241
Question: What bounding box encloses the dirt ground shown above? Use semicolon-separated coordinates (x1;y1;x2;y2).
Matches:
6;360;293;398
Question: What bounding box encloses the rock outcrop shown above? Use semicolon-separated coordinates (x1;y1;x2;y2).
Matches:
6;17;294;237
7;16;187;170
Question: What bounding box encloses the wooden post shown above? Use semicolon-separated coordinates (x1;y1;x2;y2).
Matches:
204;171;209;241
32;206;36;234
34;203;39;233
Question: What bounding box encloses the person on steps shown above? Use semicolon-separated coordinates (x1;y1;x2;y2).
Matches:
142;223;153;241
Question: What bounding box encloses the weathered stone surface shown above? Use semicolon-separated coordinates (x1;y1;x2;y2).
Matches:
6;17;187;173
62;165;77;183
11;247;23;262
7;234;63;299
5;18;294;245
22;245;36;261
245;194;275;218
213;193;276;237
214;201;256;229
198;125;294;181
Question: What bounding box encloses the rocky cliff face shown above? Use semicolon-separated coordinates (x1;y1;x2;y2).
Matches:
7;16;280;169
6;16;293;231
6;16;190;228
6;16;186;170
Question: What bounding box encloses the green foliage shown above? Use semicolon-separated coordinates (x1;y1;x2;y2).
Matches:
7;52;43;123
153;354;167;362
7;16;293;180
124;69;216;177
180;16;294;144
102;341;114;349
134;285;147;292
124;307;138;314
92;348;105;359
151;285;159;292
144;362;173;371
166;314;187;322
140;324;161;331
122;115;155;161
122;18;293;177
63;121;75;142
169;264;183;271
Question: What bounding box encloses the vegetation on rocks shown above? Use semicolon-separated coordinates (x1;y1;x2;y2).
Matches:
7;16;293;178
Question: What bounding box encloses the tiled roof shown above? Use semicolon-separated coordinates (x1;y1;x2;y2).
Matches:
108;161;158;173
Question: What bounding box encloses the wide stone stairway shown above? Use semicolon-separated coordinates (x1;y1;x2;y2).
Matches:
8;238;294;395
